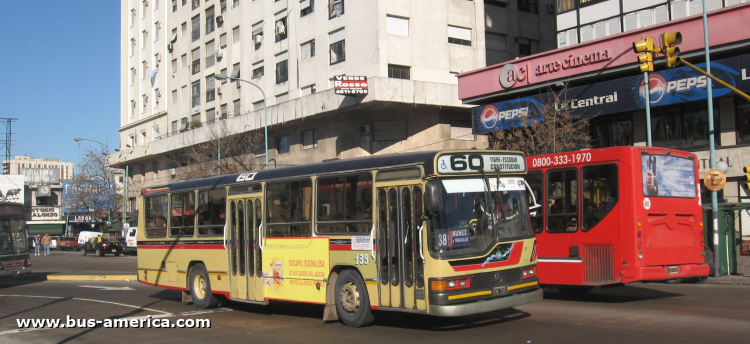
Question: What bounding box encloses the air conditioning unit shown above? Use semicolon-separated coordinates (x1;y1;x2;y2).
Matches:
253;34;263;44
215;15;224;25
156;53;161;62
547;3;555;13
276;23;286;35
170;168;177;176
357;124;371;135
167;43;174;51
217;86;222;95
216;50;223;59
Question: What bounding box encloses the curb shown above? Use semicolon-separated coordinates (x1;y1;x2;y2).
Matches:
46;275;138;281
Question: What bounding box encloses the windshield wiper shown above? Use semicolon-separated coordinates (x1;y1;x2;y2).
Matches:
479;169;496;230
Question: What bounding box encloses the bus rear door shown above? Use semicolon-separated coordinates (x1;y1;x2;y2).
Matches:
228;196;263;302
376;184;426;311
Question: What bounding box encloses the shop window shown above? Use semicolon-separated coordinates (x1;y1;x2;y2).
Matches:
736;97;750;144
651;102;719;149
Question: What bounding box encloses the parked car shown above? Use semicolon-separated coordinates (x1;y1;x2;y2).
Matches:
80;236;123;257
124;227;137;255
50;236;59;250
56;237;78;251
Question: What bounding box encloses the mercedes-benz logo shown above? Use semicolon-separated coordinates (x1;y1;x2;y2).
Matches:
494;272;504;282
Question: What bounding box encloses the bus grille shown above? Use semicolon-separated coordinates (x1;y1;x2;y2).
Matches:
471;268;522;289
583;244;615;284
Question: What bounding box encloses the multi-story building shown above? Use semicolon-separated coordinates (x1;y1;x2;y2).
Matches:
114;0;557;210
2;156;74;235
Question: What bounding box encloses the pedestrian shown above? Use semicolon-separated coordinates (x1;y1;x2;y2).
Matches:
41;233;52;256
34;234;41;256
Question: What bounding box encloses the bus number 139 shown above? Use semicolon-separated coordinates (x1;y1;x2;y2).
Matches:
355;254;369;265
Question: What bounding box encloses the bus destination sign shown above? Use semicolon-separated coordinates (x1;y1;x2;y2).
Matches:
437;153;526;174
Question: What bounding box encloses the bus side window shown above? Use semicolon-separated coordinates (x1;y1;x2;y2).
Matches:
145;195;168;237
526;170;544;233
581;164;618;231
266;180;312;237
546;168;578;233
197;189;227;236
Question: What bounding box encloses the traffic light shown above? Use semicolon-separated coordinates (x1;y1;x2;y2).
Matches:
662;32;682;68
633;37;656;72
744;165;750;189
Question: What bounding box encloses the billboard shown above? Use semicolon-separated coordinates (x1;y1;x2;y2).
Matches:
0;175;24;204
334;76;368;95
472;54;750;134
21;168;60;184
62;181;116;213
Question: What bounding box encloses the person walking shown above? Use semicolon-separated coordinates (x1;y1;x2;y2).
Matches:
41;233;52;256
34;234;41;256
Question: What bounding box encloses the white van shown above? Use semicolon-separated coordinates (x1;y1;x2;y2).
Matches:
124;227;137;255
77;231;102;249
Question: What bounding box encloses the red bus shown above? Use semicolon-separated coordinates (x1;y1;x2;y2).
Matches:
525;146;710;292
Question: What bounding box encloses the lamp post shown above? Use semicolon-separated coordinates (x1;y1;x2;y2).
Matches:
215;73;268;169
74;137;113;226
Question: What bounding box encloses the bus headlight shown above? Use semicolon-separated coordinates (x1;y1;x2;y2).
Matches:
522;267;536;278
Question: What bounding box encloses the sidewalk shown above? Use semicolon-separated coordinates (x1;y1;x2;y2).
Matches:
706;263;750;285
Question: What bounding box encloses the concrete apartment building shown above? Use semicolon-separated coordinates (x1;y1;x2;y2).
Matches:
114;0;556;209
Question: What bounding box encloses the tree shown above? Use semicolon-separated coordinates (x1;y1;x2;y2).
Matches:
490;90;591;156
164;120;264;180
65;146;121;224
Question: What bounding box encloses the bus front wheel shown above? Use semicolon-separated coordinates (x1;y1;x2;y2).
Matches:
189;263;218;309
335;269;375;327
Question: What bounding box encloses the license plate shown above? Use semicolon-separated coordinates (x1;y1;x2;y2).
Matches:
493;286;508;296
112;249;117;252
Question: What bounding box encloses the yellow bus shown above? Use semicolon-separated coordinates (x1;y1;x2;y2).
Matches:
137;150;542;327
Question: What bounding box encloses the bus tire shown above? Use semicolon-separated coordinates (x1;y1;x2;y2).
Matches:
665;279;683;284
80;248;87;256
189;263;218;309
335;269;375;327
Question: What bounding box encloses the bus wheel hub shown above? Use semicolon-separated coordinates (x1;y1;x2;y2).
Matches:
340;281;360;313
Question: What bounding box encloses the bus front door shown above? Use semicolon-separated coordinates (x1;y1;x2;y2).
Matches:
376;186;425;311
228;197;263;302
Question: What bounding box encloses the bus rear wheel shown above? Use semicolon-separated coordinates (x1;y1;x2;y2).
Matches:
189;263;218;309
335;269;375;327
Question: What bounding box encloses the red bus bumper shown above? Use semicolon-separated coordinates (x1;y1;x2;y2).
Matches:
623;263;710;283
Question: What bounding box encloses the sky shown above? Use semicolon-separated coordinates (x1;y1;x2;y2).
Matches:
0;1;121;167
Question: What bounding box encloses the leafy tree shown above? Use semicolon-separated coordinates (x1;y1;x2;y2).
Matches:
65;146;121;223
490;91;591;156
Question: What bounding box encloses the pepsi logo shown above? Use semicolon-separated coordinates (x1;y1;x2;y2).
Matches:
481;105;499;129
639;74;667;104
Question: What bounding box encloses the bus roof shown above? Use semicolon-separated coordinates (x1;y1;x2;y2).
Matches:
143;150;442;195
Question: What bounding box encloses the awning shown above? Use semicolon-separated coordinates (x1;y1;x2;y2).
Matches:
28;224;64;235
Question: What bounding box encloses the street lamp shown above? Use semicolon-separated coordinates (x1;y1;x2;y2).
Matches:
73;137;113;226
215;73;268;169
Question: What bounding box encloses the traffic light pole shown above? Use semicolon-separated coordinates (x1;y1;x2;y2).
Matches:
676;59;750;103
643;72;652;146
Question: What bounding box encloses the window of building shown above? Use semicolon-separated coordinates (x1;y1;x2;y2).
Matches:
275;16;287;42
485;0;508;8
386;15;409;37
206;6;215;34
154;88;161;108
301;0;314;16
206;74;216;102
206;40;216;68
373;120;407;141
485;31;508;51
129;134;136;147
277;135;290;154
130;100;136;118
219;68;228;84
388;64;410;80
140;130;147;145
220;103;228;118
252;61;264;79
233;98;241;115
651;101;720;148
172;0;177;12
233;0;240;8
130;38;136;56
448;25;471;46
142;30;148;48
191;15;200;42
152;161;159;180
275;58;288;84
192;0;200;10
301;84;316;95
518;0;538;14
181;22;187;38
170;193;196;237
131;8;136;27
142;94;148;113
142;0;148;17
736;97;750;144
181;85;188;100
154;21;161;41
329;29;345;65
130;67;135;85
231;62;240;81
450;120;474;141
220;0;227;13
172;89;178;104
581;164;618;231
172;120;178;134
171;58;177;73
206;107;216;123
302;129;317;149
191;47;200;74
329;0;344;18
220;33;227;49
590;115;632;148
253;100;264;111
301;40;315;60
266;180;312;237
181;54;187;69
316;174;372;234
252;21;263;47
192;81;201;107
546;168;578;233
276;92;289;104
233;26;240;43
579;0;606;8
192;113;201;124
518;37;539;56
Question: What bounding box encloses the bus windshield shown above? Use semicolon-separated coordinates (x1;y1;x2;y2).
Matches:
429;177;532;259
0;218;27;255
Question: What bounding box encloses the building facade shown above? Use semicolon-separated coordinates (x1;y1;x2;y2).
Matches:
115;0;557;211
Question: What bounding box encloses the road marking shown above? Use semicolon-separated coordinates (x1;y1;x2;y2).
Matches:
78;285;135;291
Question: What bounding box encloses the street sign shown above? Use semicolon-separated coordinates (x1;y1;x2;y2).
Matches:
703;168;727;191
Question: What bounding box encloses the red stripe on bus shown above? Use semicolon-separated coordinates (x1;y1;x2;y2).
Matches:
451;242;524;272
329;245;351;251
264;297;325;305
139;244;225;250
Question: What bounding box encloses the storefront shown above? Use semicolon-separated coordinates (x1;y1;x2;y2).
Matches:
457;4;750;254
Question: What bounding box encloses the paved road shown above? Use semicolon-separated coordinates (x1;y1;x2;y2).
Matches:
30;249;137;276
1;276;749;343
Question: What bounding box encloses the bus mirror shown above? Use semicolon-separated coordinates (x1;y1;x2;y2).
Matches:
425;180;442;212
